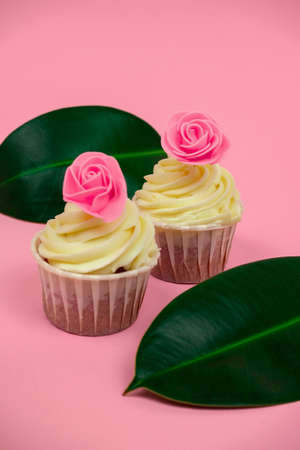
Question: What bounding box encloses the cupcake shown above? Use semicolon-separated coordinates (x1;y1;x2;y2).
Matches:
31;152;159;336
134;112;242;284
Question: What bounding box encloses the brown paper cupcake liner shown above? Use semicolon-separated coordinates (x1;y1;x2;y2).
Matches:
31;233;158;336
151;223;237;284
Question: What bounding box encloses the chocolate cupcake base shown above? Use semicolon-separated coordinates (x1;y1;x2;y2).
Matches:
31;233;157;336
152;223;237;284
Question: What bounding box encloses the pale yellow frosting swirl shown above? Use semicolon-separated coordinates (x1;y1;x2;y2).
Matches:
134;158;242;227
38;199;158;274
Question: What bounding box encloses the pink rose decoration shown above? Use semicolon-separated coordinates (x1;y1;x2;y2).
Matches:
63;152;127;222
161;112;229;165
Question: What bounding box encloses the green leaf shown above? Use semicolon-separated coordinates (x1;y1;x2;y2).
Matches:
124;257;300;407
0;106;163;223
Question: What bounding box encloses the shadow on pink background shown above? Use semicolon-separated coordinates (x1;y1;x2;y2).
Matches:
0;1;299;449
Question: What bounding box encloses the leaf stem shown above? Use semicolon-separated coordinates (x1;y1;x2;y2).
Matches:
123;377;142;395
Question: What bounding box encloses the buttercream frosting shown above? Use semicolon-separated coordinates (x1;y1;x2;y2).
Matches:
38;199;158;274
134;158;242;227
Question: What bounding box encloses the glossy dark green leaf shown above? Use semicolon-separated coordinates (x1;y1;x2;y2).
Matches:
0;106;163;222
125;257;300;407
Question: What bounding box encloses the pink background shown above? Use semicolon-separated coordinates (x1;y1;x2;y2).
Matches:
1;0;300;449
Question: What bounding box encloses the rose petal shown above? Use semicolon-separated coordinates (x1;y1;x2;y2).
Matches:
161;112;229;165
167;112;187;128
63;166;84;197
62;151;127;221
81;165;111;189
181;131;209;150
96;184;128;222
65;185;108;202
219;134;230;152
90;191;110;214
178;112;215;124
166;121;181;150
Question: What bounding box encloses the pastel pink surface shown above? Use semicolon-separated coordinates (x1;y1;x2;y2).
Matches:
162;111;229;164
1;0;300;449
63;152;127;221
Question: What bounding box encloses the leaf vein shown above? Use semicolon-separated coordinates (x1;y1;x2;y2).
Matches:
0;149;164;186
138;314;300;386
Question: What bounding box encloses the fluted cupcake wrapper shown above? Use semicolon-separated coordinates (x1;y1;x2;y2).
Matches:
31;233;157;336
151;224;237;284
